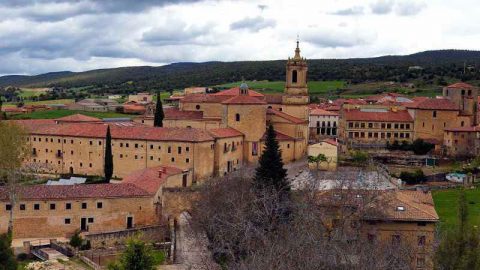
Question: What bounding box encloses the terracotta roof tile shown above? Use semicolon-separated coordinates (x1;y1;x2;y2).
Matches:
122;166;184;194
0;183;150;201
56;114;102;122
221;95;267;105
407;98;459;110
322;138;338;146
344;109;413;122
164;107;203;120
212;87;264;97
261;130;295;141
208;128;244;138
446;82;477;89
17;122;214;142
376;190;439;222
267;108;307;124
180;94;230;103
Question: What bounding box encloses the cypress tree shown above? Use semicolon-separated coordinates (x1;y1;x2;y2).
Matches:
104;126;113;183
153;91;164;127
0;233;17;270
253;124;289;193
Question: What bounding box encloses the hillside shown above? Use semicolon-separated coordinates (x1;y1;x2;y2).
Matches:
1;50;480;93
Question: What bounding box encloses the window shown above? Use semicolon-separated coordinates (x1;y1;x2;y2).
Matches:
5;204;11;211
120;143;124;147
292;70;298;83
252;142;258;156
65;218;71;224
82;202;87;209
89;141;93;145
150;145;153;149
235;113;240;122
171;157;175;162
168;146;171;153
178;147;182;154
433;110;437;118
126;143;129;148
20;204;26;210
97;202;103;209
461;121;465;127
186;158;190;163
34;204;40;210
66;203;71;210
186;147;189;152
135;143;139;148
418;236;426;247
135;155;138;160
150;156;153;160
88;217;94;223
50;203;56;210
391;235;401;245
120;154;123;158
196;105;200;110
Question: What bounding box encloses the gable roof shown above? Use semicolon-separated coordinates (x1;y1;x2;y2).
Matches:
164;107;204;120
343;109;413;122
208;128;244;138
376;190;439;222
56;114;102;123
267;108;307;124
0;183;150;201
221;95;267;105
446;82;477;90
407;98;459;110
212;87;264;97
122;166;184;194
261;130;295;141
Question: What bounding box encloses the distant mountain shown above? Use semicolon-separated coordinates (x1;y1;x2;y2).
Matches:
1;50;480;91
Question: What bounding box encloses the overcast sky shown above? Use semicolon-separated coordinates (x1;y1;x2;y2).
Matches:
1;0;479;75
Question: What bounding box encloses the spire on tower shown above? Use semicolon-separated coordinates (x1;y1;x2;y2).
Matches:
294;36;301;60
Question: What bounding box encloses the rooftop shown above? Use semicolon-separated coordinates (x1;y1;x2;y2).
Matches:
208;128;244;138
55;114;102;123
267;108;307;124
343;109;413;122
212;87;264;97
310;108;339;116
406;97;459;110
122;166;184;194
221;95;267;105
446;82;477;90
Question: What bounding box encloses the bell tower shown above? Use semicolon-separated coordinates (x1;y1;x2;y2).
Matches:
282;39;309;120
285;39;308;96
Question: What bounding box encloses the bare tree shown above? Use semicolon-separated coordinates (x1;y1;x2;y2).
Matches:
189;165;419;270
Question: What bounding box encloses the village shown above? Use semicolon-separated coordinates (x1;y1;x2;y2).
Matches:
0;42;479;270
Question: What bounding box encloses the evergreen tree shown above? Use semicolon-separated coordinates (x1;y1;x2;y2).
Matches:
253;124;289;194
0;233;17;270
153;92;164;127
104;126;113;183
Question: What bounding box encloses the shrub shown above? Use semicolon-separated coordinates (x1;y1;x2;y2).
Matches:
351;150;369;165
69;230;83;249
399;169;427;185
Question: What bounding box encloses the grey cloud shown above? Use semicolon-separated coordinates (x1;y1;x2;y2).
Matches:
370;0;394;14
330;6;364;16
395;1;426;16
230;16;276;32
141;21;215;46
2;0;202;22
304;29;375;48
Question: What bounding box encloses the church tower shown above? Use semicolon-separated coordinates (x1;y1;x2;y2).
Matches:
282;40;309;120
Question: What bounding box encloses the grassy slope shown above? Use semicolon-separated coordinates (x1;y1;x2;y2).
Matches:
9;109;132;119
432;187;480;230
215;80;346;95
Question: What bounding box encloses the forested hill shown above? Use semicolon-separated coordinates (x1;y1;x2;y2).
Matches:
2;49;480;91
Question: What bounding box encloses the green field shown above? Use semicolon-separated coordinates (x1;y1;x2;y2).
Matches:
433;187;480;231
215;80;346;95
9;109;132;120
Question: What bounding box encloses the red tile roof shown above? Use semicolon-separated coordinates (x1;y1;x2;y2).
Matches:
0;183;150;201
446;82;477;89
164;107;203;120
267;108;307;124
377;190;439;222
208;128;244;138
18;122;214;142
212;87;264;97
310;108;339;116
221;95;267;105
407;98;459;110
344;109;413;122
322;138;338;146
56;114;102;122
122;166;184;194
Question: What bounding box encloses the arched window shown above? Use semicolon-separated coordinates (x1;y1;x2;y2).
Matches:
235;113;240;122
195;105;200;110
292;70;298;83
461;121;465;127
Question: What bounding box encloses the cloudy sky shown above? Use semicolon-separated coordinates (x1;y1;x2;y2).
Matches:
1;0;479;75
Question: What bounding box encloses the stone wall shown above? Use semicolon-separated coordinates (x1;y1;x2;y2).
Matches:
85;225;168;248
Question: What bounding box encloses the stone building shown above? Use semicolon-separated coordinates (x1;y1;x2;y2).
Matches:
338;107;414;150
0;166;186;239
317;189;438;270
309;108;339;141
443;126;480;157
